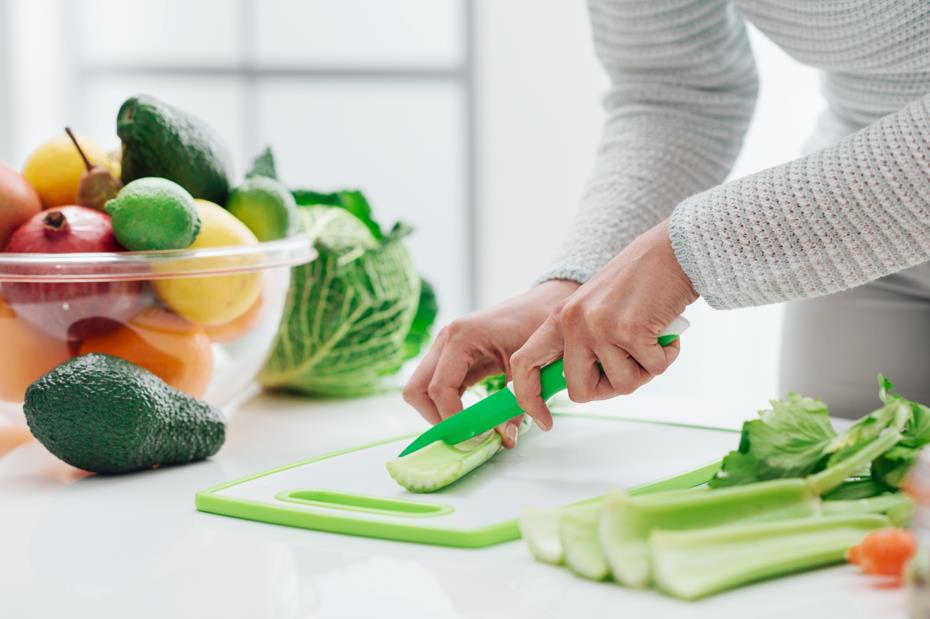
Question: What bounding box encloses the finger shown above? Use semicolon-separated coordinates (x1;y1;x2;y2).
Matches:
661;337;681;367
462;358;507;390
562;338;600;403
427;349;474;420
510;317;563;431
403;337;447;424
495;416;523;449
594;344;647;399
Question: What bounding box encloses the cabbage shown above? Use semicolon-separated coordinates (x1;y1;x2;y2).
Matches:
258;190;437;397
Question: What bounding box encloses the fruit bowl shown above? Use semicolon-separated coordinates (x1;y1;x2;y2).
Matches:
0;234;315;416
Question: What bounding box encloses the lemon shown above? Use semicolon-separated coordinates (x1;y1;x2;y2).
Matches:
154;200;263;326
22;133;117;208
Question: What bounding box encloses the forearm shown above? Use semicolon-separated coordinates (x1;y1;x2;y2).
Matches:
671;93;930;309
541;0;758;284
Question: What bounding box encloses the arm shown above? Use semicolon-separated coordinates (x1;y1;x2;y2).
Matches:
541;0;758;284
671;93;930;308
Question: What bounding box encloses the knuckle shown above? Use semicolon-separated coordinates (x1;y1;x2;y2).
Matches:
426;380;446;401
401;383;419;404
650;359;670;376
614;375;641;395
557;299;583;324
566;380;594;403
586;305;614;331
443;318;472;341
509;350;528;373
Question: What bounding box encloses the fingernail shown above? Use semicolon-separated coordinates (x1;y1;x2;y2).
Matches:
507;424;519;447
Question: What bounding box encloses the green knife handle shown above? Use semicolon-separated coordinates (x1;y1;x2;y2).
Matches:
536;315;689;401
539;360;568;401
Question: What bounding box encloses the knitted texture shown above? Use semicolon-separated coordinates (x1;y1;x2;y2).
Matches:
541;0;930;309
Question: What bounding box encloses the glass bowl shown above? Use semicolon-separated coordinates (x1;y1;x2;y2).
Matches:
0;235;315;417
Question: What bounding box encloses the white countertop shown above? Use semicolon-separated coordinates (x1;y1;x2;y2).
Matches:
0;389;907;619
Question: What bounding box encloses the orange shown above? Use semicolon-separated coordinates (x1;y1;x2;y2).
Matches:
0;425;33;456
0;297;70;402
78;306;214;398
203;292;264;343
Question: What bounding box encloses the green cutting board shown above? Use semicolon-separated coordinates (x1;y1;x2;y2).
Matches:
196;413;736;548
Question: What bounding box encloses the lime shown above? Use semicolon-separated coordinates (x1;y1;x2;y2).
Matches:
225;176;297;241
106;177;200;250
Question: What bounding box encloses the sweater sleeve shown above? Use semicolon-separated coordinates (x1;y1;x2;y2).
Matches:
670;93;930;309
539;0;759;284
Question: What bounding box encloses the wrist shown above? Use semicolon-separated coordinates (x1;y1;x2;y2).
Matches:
653;219;698;303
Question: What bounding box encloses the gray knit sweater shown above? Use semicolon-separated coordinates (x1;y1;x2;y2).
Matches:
542;0;930;309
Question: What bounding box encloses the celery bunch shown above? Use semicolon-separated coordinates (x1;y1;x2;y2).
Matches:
519;377;923;600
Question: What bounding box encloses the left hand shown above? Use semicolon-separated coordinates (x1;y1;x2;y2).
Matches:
509;219;698;430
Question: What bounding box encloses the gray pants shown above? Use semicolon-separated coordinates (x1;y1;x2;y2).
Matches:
780;262;930;419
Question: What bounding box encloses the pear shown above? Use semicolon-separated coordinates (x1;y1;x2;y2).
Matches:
65;127;122;211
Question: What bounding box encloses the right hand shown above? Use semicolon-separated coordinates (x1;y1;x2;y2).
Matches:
403;279;579;448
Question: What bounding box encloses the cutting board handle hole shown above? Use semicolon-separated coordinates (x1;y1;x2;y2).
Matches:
276;489;453;518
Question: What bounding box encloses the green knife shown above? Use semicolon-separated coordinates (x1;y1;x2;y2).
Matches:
397;316;690;457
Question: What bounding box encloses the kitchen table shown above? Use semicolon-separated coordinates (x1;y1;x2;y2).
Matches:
0;388;906;619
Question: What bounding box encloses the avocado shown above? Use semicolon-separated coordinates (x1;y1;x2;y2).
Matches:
117;95;233;205
24;353;226;474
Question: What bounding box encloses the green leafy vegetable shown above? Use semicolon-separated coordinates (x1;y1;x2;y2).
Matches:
403;279;438;361
259;194;437;396
713;377;920;489
870;375;930;487
246;146;278;180
293;189;383;240
711;393;836;487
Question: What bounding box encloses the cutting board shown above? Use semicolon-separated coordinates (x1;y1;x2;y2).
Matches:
196;413;737;547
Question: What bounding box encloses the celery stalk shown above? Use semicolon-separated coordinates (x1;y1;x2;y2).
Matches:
599;480;819;588
518;506;564;564
386;431;501;493
560;503;611;580
806;429;901;495
651;514;890;600
821;493;913;526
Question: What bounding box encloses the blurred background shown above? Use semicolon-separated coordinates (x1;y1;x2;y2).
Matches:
0;0;824;406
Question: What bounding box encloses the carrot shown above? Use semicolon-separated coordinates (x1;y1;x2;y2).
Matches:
846;528;916;577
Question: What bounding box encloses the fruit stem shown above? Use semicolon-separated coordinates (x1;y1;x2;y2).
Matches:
42;210;70;238
64;127;93;171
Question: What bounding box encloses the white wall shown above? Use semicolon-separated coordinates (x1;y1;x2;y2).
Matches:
474;2;823;406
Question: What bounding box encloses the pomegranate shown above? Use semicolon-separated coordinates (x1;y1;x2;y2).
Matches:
1;206;147;342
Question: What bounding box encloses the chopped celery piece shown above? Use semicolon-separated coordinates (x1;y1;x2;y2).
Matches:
519;507;563;564
386;431;501;493
599;480;819;588
560;503;610;581
651;514;890;600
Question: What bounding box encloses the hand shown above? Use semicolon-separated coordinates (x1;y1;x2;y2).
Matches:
510;219;698;431
403;279;579;448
